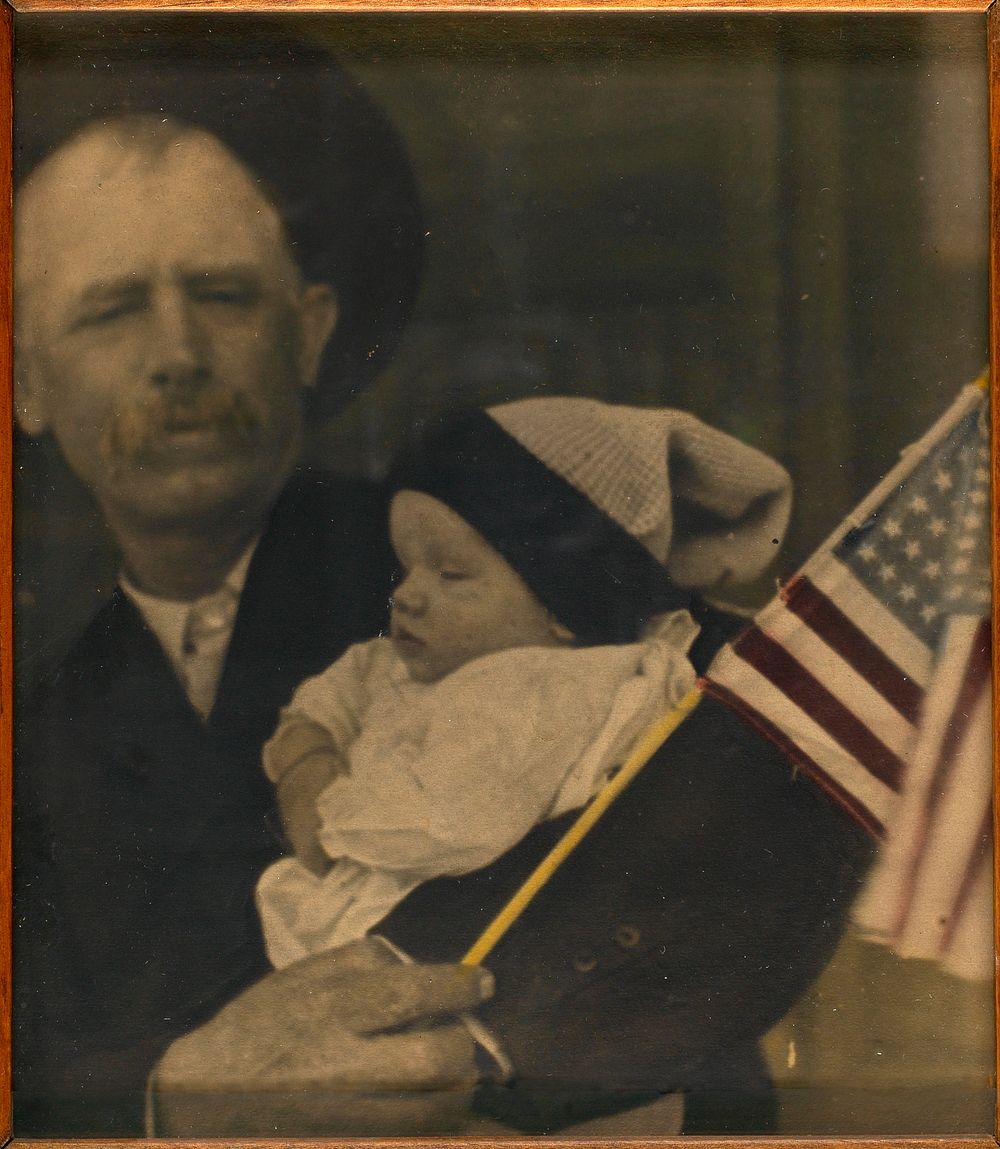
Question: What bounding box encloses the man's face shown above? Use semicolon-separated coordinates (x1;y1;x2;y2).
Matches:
16;128;336;534
388;490;565;683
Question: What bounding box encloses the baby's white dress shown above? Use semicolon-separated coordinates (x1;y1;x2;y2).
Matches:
257;613;698;969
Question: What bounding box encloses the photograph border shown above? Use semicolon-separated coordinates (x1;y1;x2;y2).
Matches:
0;1;996;1147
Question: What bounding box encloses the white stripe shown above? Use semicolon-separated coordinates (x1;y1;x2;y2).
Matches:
805;557;932;686
941;856;994;981
755;604;916;758
891;616;982;850
852;615;988;944
900;624;990;899
708;646;898;826
918;615;983;737
897;679;991;958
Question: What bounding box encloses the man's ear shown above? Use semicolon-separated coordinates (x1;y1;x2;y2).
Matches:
14;352;51;436
297;284;339;391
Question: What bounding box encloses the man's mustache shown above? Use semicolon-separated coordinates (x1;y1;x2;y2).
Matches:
100;389;263;465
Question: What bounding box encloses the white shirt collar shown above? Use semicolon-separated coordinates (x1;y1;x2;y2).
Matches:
121;540;258;672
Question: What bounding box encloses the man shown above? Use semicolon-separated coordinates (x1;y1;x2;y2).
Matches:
14;24;874;1140
12;29;473;1134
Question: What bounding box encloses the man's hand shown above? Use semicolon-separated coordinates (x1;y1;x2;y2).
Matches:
152;937;493;1136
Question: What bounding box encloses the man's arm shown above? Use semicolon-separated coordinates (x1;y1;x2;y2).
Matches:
470;696;877;1132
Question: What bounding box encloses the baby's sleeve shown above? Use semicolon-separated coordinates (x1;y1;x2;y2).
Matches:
262;638;387;783
261;717;340;786
284;638;387;740
315;647;641;876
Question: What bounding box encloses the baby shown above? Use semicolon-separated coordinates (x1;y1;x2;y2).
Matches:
256;397;792;969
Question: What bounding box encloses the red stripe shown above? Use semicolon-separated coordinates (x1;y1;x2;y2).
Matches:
701;677;885;840
732;626;907;790
781;575;924;723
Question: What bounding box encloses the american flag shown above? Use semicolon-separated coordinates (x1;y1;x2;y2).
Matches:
703;382;992;979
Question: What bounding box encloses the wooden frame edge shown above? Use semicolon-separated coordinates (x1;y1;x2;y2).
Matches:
2;0;13;1145
1;0;995;14
990;1;1000;1145
1;4;997;1149
8;1140;1000;1149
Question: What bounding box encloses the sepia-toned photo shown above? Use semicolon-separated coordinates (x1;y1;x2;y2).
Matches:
10;9;994;1142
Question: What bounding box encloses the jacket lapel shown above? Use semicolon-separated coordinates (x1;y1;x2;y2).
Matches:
210;470;394;748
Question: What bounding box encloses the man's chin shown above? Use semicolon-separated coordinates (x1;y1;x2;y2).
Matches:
100;459;288;535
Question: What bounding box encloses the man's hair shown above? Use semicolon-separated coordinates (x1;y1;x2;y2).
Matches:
73;112;194;161
50;114;295;237
22;112;301;280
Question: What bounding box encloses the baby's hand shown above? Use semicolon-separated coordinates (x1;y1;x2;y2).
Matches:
264;719;348;875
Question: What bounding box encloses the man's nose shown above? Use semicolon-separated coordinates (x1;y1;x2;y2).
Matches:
147;290;209;389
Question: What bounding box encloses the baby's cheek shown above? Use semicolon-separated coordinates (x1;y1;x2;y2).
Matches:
448;584;483;604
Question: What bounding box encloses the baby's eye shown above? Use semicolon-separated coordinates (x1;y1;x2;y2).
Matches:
439;569;468;582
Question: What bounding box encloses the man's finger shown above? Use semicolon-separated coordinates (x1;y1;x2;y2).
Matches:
207;938;408;1040
335;1025;478;1091
269;936;403;997
297;935;403;976
344;963;494;1035
365;1025;479;1090
244;1020;478;1093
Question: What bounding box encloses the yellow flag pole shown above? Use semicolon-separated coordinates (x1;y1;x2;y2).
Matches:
461;685;704;967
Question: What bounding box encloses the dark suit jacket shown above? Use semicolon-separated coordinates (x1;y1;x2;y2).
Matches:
14;472;874;1137
381;605;875;1132
14;471;396;1135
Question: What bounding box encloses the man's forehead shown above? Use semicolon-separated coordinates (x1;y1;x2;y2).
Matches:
18;125;295;295
29;124;254;205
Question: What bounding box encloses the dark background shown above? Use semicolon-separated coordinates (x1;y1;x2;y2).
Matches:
14;12;988;691
11;11;993;1133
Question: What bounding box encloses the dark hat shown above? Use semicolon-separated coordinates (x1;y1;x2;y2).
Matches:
389;398;793;645
389;409;692;646
15;14;424;417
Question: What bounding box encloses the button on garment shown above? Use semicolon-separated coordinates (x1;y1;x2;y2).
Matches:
615;924;641;948
180;585;241;718
120;542;257;720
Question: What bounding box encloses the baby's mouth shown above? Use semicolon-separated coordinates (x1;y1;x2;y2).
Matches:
391;621;426;650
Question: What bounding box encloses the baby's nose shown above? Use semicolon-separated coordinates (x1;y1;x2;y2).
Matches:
391;571;429;614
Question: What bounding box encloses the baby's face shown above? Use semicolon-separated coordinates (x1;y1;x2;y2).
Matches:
389;490;565;683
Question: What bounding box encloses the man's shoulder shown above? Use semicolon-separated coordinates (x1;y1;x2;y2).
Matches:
26;591;143;697
19;591;169;747
269;468;390;540
23;469;392;722
249;468;393;598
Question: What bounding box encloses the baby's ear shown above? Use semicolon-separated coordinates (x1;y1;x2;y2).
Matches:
548;616;575;645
